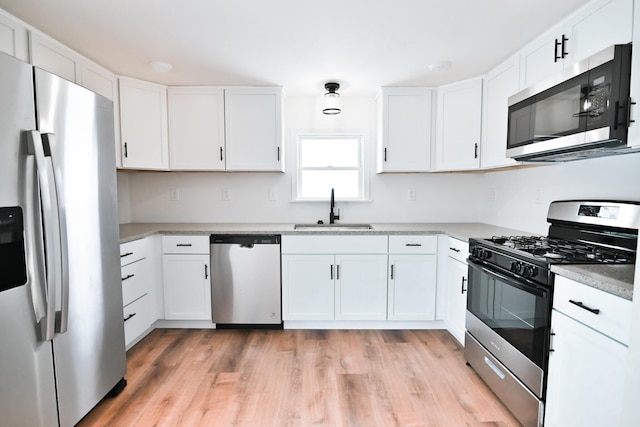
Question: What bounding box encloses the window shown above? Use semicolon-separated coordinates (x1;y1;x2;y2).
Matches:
295;133;367;201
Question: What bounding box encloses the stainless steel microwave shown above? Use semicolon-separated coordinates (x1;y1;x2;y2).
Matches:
506;44;638;162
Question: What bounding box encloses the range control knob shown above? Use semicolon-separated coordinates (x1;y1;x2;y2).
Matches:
510;261;522;274
480;249;492;260
523;265;538;278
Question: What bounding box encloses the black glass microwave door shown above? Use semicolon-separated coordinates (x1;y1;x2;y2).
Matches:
508;73;589;149
467;264;548;369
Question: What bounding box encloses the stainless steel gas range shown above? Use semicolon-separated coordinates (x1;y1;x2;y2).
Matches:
464;200;639;427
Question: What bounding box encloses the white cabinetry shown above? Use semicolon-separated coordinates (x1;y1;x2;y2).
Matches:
387;236;438;320
0;12;28;61
433;77;483;171
281;235;388;321
520;0;632;88
29;31;82;83
545;275;632;426
481;56;519;169
119;77;169;170
445;238;468;345
224;87;284;171
376;87;432;172
167;87;225;170
161;236;211;320
120;238;156;348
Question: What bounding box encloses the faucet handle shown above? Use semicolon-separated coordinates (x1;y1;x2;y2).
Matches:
334;208;340;221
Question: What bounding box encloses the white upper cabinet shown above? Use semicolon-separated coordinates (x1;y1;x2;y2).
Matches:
520;0;632;88
80;59;117;101
118;77;169;170
481;56;520;169
628;0;640;148
167;87;225;170
224;87;284;172
0;12;28;61
433;77;483;171
376;87;433;172
29;31;82;83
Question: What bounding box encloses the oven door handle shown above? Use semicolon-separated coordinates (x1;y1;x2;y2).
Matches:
468;259;548;298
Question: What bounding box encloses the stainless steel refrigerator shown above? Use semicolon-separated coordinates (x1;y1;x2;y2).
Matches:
0;52;126;426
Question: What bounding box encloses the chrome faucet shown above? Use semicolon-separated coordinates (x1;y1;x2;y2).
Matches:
329;188;340;224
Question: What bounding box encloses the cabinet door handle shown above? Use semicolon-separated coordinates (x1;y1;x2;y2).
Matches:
122;274;135;281
124;313;137;322
124;142;128;158
330;264;334;280
461;277;467;294
554;34;569;62
569;299;600;315
390;264;394;280
336;265;340;280
176;243;193;247
474;143;478;159
277;146;280;161
449;247;460;252
406;243;422;247
205;264;209;279
220;147;223;161
384;147;387;162
561;34;568;59
120;252;133;258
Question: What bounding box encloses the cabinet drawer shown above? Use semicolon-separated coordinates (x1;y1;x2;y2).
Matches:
388;235;437;254
162;235;209;254
123;294;154;347
447;237;469;263
121;261;149;306
120;238;148;266
282;235;388;254
553;276;632;345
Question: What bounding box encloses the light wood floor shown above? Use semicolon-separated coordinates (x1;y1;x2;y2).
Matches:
78;329;521;427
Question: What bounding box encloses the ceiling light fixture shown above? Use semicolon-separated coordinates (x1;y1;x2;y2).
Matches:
428;61;451;72
150;61;173;73
322;82;341;115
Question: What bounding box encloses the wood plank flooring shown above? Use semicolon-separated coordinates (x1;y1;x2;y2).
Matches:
78;329;521;427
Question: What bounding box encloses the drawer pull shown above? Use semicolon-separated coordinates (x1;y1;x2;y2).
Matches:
176;243;193;247
569;299;600;315
124;313;137;322
461;277;467;294
122;274;135;281
120;252;133;258
406;243;422;247
483;356;505;380
449;247;460;252
205;264;209;279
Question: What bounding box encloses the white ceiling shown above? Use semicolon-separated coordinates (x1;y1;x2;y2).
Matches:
0;0;587;96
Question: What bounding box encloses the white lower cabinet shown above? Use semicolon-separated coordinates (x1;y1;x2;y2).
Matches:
335;254;388;320
445;238;469;345
120;238;156;348
544;276;631;426
387;235;438;320
162;236;211;320
282;255;335;320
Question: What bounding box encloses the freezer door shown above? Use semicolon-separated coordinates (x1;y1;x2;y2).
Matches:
34;68;126;427
0;53;58;427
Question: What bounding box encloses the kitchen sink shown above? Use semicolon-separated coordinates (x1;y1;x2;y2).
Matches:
293;223;375;231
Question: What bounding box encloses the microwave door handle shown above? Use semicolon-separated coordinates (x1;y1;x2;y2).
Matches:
468;259;547;298
42;133;69;334
27;130;59;341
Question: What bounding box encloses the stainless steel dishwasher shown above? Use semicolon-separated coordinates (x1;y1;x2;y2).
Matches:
210;235;282;328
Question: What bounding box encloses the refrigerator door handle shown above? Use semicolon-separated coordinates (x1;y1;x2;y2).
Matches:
42;133;69;334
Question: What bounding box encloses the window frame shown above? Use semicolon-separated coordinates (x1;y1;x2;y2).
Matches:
293;131;370;202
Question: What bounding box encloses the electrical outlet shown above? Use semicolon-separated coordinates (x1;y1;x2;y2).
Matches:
269;188;278;201
222;188;231;201
170;188;179;201
408;188;416;201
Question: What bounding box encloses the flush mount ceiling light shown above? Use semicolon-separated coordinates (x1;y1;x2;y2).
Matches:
428;61;452;72
150;60;173;73
322;82;341;115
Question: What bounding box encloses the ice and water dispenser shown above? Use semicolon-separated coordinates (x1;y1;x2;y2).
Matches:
0;207;27;292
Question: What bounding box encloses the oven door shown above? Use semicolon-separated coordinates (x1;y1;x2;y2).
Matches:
466;258;551;398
